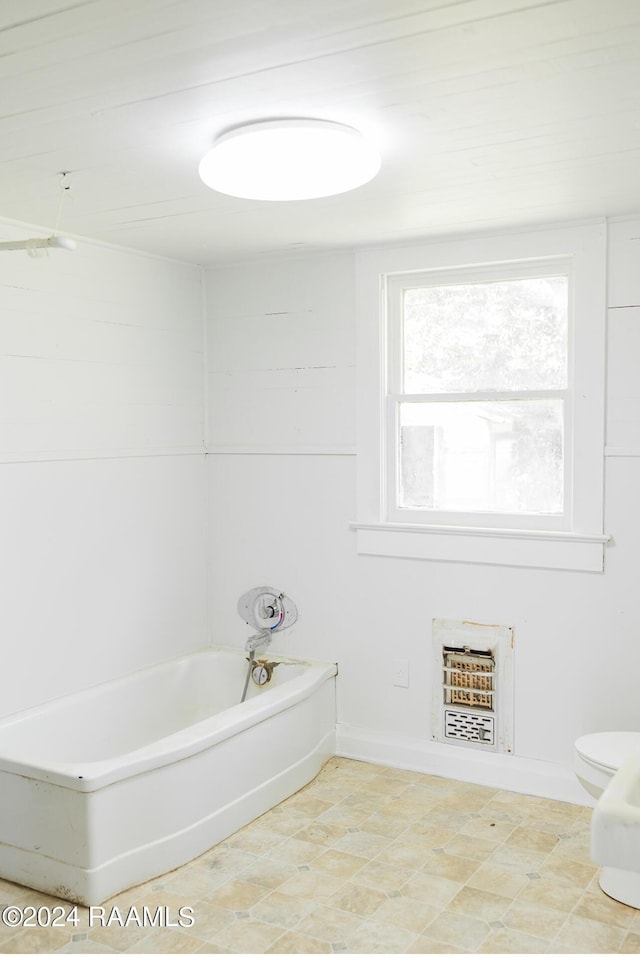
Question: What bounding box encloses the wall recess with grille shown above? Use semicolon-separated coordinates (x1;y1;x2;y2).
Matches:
432;619;514;754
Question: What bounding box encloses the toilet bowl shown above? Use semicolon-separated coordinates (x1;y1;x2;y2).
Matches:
591;753;640;909
574;731;640;799
574;731;640;908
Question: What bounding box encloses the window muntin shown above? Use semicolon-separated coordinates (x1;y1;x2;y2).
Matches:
387;263;571;528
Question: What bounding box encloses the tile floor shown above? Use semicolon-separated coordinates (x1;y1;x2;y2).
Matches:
0;756;639;954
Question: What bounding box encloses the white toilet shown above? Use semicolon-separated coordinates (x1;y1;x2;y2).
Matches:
574;732;640;800
574;731;640;908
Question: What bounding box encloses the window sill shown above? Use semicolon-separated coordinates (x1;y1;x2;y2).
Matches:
349;522;610;572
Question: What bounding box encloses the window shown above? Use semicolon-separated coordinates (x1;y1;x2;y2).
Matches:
353;224;608;571
387;263;570;529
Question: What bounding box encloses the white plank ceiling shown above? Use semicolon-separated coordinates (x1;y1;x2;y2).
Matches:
1;0;640;264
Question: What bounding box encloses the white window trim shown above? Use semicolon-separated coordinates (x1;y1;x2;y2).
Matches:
385;258;573;531
353;222;609;571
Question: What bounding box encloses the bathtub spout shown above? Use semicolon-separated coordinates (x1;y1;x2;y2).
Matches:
245;630;272;654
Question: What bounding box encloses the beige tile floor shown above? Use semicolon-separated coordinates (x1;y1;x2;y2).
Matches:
1;757;639;954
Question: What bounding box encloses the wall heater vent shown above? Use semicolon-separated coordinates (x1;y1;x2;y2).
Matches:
432;619;513;754
445;709;494;745
443;646;495;711
442;646;495;745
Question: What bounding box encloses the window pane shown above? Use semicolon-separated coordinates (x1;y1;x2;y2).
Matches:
403;277;568;394
399;400;564;515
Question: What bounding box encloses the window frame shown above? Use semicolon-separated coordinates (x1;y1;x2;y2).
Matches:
352;223;608;571
385;258;573;531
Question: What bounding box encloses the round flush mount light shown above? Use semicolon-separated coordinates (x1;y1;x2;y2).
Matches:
198;118;381;201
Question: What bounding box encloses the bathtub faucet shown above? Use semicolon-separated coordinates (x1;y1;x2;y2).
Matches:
239;587;297;705
245;629;272;654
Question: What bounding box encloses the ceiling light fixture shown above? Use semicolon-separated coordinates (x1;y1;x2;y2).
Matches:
198;119;381;201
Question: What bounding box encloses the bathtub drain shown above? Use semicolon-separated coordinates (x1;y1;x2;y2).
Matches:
252;660;275;686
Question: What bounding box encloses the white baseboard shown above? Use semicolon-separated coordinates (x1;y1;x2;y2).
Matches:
336;723;592;807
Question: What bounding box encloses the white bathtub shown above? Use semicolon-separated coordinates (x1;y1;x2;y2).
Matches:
0;647;337;905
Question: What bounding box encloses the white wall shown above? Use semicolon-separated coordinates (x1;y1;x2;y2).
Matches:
206;220;640;802
206;253;355;454
6;212;633;793
0;223;208;716
10;209;637;801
